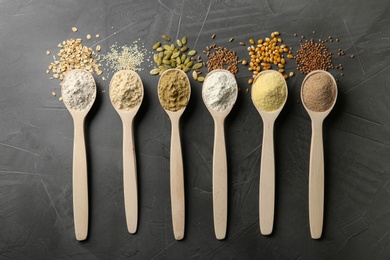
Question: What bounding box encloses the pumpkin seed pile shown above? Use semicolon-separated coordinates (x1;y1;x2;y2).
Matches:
150;35;204;82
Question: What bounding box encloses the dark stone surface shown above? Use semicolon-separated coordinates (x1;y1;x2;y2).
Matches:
1;0;390;259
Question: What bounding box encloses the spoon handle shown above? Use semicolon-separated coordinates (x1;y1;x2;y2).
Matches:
170;118;185;240
309;120;324;239
122;116;138;234
72;116;88;241
259;120;275;235
213;117;228;240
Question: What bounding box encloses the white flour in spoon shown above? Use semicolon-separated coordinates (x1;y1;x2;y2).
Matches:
62;70;95;110
202;71;237;111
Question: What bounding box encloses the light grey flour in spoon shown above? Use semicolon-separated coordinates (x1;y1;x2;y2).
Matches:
62;70;95;110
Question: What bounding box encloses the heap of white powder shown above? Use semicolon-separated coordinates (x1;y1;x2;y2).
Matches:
62;70;95;110
202;71;237;111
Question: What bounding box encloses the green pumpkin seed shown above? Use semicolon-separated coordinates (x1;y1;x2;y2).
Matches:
183;67;190;73
180;46;188;52
181;54;186;63
186;61;194;68
176;39;183;47
181;37;187;45
176;65;182;70
170;60;176;67
156;47;163;52
188;50;197;56
163;59;171;65
176;57;181;65
197;77;205;82
159;65;165;70
157;57;162;66
184;57;190;65
192;70;198;80
158;52;164;58
165;51;172;59
163;44;171;50
193;63;203;70
153;54;159;63
153;42;161;50
171;52;180;59
150;68;160;75
162;35;170;42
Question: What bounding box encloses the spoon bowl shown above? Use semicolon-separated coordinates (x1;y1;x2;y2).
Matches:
61;69;96;241
251;70;287;236
109;70;144;234
300;70;337;239
202;69;238;240
158;69;191;240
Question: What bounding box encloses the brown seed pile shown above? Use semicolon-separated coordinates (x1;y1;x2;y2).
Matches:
203;44;238;75
294;39;334;74
245;32;293;83
47;28;102;81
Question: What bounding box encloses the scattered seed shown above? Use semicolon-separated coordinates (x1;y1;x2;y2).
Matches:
150;68;160;75
86;34;92;40
59;97;63;101
242;60;248;66
52;91;56;96
229;38;234;42
351;55;354;58
283;74;288;79
162;35;170;42
71;27;78;32
153;42;161;50
192;70;198;80
239;42;245;46
96;45;101;52
211;34;216;39
289;71;294;77
340;73;344;76
46;70;49;74
197;77;205;82
176;39;183;47
248;78;253;84
313;31;316;34
181;37;187;45
46;50;51;55
246;88;249;93
193;63;203;70
188;50;197;56
294;33;297;37
95;34;100;38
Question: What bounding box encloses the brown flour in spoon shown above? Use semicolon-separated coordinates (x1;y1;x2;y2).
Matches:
302;72;336;112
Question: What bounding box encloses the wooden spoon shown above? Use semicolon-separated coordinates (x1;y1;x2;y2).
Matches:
109;70;144;234
202;69;238;240
301;70;337;239
251;70;287;235
61;69;96;241
158;69;191;240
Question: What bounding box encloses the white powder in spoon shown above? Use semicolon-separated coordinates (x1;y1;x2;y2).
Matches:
62;70;95;110
202;71;237;111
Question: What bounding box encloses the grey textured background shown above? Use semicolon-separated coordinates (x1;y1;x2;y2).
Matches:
1;0;390;259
